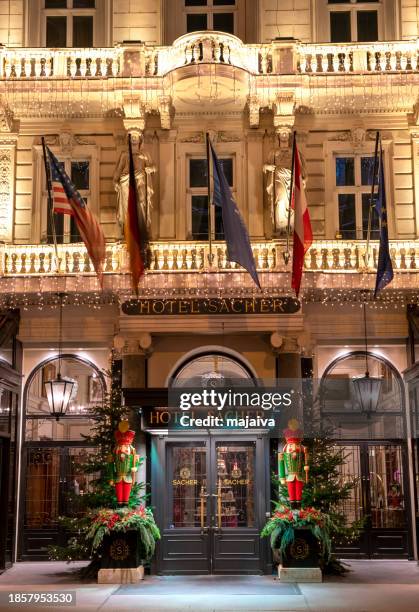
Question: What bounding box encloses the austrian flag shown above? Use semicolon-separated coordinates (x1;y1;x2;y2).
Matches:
291;143;313;297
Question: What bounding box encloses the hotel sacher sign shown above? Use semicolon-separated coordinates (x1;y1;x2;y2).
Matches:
122;297;300;316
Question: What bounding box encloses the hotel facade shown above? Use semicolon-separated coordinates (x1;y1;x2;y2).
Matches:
0;0;419;575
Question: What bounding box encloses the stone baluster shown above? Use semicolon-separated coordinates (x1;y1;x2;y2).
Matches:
79;56;87;77
202;38;213;62
111;55;119;76
4;55;12;78
69;56;77;77
34;56;42;77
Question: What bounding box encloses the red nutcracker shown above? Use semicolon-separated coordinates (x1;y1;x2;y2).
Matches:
278;419;309;506
108;420;140;505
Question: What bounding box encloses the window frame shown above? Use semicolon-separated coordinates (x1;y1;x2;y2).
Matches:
315;0;399;42
32;144;100;244
176;140;245;240
184;0;238;36
25;0;110;47
187;154;235;240
323;139;394;240
164;0;254;45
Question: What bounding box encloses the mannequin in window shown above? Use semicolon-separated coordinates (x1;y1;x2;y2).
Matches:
263;132;306;235
113;130;156;233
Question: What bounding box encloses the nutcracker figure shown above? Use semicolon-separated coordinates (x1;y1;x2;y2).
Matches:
108;420;140;505
278;419;309;506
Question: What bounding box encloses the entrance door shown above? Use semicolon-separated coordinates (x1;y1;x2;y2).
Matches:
159;436;266;574
335;442;411;558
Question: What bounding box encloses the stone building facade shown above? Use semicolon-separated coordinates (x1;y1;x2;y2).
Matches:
0;0;418;572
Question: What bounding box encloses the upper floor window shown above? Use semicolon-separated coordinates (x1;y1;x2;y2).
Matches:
189;156;234;240
328;1;380;42
335;154;380;239
45;158;90;244
44;0;96;46
185;0;237;35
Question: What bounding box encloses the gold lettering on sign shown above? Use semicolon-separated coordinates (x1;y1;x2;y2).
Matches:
172;479;198;486
191;300;200;314
179;301;189;314
139;300;150;314
223;478;250;486
208;299;218;313
152;300;165;314
245;299;255;313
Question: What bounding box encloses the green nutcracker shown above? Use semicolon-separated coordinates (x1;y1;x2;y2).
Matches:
108;420;140;505
278;419;309;506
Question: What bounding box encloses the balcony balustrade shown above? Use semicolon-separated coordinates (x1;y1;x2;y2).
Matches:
1;36;418;80
1;240;418;278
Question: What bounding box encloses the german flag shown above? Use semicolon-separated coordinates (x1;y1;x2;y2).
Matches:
125;134;148;293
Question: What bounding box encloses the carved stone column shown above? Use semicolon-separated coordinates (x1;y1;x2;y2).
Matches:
116;332;153;489
271;334;302;380
412;130;419;238
0;105;18;242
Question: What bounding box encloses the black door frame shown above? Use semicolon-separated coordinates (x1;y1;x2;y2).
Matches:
335;439;413;559
151;431;271;575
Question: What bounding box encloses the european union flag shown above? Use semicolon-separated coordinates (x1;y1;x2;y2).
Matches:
209;140;260;288
374;146;393;297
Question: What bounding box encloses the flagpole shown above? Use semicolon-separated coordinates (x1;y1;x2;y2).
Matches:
283;131;296;266
364;131;380;268
41;137;59;271
206;132;214;266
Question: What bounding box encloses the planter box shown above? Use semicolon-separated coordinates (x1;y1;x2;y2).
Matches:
280;528;320;568
100;530;144;569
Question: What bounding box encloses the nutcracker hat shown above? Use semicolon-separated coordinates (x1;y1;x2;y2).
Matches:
114;420;135;445
283;418;303;441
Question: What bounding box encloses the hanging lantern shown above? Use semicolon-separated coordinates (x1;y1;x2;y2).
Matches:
44;293;75;420
352;373;382;416
44;373;76;421
351;299;383;417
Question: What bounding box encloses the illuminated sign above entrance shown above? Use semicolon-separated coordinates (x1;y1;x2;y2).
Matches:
122;297;300;316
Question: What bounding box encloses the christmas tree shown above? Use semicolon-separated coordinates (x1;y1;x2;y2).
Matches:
48;360;146;572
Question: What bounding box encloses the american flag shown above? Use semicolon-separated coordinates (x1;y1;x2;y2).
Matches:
46;146;106;286
50;158;74;215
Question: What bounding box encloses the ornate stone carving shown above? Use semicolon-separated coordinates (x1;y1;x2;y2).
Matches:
158;95;173;130
179;133;204;143
0;97;15;133
217;131;241;143
248;94;261;128
0;149;13;240
113;130;156;231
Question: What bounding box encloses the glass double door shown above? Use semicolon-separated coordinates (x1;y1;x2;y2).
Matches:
160;437;265;574
335;442;411;558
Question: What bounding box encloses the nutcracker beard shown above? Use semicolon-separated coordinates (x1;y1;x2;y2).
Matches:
287;479;304;503
115;481;132;504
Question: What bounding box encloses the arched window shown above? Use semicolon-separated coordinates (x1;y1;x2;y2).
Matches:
24;354;105;442
170;350;257;387
319;351;405;439
20;355;105;559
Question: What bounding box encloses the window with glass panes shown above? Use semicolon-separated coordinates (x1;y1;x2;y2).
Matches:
189;157;234;240
44;0;95;47
335;154;380;239
185;0;237;36
45;159;90;244
328;1;380;42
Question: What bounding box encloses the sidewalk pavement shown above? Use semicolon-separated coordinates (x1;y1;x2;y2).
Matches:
0;559;418;612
